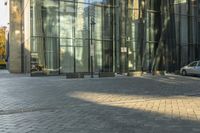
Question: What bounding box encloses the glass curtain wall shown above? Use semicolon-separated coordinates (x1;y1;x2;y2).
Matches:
126;0;200;73
30;0;115;75
29;0;200;75
174;0;200;67
126;0;162;72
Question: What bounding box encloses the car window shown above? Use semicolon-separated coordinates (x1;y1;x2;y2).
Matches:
188;62;197;67
198;62;200;66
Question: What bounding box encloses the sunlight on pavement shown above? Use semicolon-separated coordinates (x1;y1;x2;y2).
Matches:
69;92;200;121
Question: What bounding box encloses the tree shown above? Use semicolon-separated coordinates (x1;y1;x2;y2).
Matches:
0;28;6;65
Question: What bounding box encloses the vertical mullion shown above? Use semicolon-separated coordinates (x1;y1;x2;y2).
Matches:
196;0;199;60
112;2;115;73
88;4;91;73
58;0;61;74
73;1;76;73
178;0;181;67
102;5;104;72
188;0;191;63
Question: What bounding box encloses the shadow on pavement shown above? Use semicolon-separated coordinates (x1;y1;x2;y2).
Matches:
0;74;200;133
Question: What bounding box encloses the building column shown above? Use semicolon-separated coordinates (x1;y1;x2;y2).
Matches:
9;0;22;73
24;0;31;73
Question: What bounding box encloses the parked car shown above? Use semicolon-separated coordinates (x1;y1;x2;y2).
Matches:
180;61;200;76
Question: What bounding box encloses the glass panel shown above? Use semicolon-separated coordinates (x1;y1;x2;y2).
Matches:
45;37;59;70
60;1;74;39
102;41;113;72
94;41;102;72
60;46;74;73
93;6;102;40
75;39;89;72
180;16;188;44
102;7;113;40
181;46;188;65
75;3;89;39
60;38;74;73
31;37;59;74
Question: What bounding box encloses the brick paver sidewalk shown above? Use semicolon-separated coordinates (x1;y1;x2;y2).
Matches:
0;70;200;133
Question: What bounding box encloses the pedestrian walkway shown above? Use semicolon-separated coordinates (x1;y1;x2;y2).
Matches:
0;70;29;79
0;71;200;133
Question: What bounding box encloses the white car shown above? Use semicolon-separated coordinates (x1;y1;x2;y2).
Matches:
180;61;200;76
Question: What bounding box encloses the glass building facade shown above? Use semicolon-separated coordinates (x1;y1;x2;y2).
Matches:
30;0;115;75
13;0;200;75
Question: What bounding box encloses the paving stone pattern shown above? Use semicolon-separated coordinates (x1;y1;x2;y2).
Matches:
0;70;200;133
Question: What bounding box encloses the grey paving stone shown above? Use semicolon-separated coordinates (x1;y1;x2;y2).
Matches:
0;70;200;133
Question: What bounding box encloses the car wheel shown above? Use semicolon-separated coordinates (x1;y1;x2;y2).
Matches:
182;70;187;76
